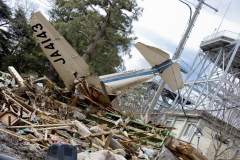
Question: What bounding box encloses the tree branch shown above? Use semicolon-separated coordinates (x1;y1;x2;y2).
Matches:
217;145;235;157
84;7;112;61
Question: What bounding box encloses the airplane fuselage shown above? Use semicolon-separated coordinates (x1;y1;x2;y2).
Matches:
100;68;155;93
100;61;172;94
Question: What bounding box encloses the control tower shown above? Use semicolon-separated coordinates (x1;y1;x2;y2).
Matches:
200;31;240;77
169;31;240;128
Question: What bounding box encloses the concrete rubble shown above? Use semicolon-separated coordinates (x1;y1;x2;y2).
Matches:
0;67;208;160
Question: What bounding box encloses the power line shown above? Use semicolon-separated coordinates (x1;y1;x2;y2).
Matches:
216;0;233;32
178;0;193;24
182;0;196;7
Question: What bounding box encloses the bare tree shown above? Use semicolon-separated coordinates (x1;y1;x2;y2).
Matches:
210;108;240;160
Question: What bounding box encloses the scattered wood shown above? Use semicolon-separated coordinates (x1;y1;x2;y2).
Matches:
0;68;207;160
0;112;19;126
7;123;74;129
80;131;114;139
36;126;72;131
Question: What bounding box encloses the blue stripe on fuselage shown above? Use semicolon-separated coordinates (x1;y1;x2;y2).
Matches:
101;67;160;83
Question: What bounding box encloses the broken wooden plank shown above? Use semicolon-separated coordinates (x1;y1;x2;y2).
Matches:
73;120;91;137
80;131;114;139
104;132;113;149
36;126;72;131
7;123;74;129
8;66;25;87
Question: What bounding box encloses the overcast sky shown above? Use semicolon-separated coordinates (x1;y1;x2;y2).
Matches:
7;0;240;71
124;0;240;70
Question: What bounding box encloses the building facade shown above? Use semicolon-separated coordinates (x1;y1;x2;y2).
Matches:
161;110;240;160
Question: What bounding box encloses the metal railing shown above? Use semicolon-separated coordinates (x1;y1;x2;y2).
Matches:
202;30;240;42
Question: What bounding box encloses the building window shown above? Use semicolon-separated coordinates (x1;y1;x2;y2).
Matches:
165;119;173;127
182;123;196;141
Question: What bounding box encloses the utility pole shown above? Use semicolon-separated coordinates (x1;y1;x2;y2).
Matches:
173;0;217;59
144;0;217;121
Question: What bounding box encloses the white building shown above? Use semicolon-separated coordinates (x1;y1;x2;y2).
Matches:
161;110;240;160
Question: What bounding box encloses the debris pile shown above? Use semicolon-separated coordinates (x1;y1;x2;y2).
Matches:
0;67;169;159
0;67;207;160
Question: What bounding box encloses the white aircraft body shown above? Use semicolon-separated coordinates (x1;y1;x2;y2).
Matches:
99;69;155;93
30;12;183;98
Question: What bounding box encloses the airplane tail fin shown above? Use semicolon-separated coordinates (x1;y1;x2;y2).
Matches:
135;42;170;67
135;42;183;91
31;12;101;89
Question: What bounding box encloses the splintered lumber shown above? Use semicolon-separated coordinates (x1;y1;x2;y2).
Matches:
87;112;171;148
36;126;72;131
8;66;25;87
0;67;177;159
7;123;74;129
88;114;116;127
32;128;43;139
104;132;113;148
37;113;64;124
2;90;32;114
81;131;111;138
0;112;19;126
73;120;91;137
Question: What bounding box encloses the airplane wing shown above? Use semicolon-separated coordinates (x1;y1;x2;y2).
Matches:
30;12;101;89
135;42;183;91
135;42;170;66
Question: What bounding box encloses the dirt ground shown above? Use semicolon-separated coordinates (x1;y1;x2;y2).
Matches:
0;126;46;160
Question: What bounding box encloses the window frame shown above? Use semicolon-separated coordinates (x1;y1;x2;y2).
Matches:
165;119;174;127
181;122;197;141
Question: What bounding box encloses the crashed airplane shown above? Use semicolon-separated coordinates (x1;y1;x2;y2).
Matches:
30;12;184;102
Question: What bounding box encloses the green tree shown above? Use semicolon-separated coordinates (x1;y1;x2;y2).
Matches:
0;6;49;75
50;0;142;75
0;0;12;58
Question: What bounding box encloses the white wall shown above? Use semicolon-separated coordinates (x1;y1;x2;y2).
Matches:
192;126;212;156
164;115;240;160
172;119;185;138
